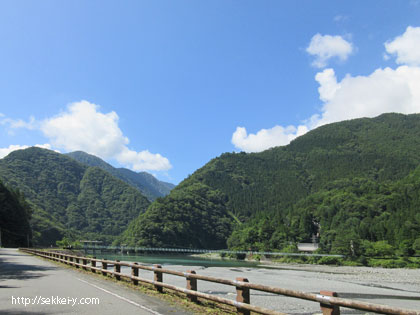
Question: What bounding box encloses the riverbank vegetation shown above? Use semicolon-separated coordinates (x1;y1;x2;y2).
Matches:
120;114;420;264
269;254;420;268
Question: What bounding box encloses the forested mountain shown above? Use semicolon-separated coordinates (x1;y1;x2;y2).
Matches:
0;148;150;245
0;181;32;247
66;151;175;201
119;113;420;254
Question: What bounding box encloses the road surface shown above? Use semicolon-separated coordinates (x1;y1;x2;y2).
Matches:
0;248;190;315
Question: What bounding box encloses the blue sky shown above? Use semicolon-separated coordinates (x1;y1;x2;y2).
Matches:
1;1;420;184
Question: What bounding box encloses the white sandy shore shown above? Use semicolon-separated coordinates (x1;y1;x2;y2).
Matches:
121;262;420;314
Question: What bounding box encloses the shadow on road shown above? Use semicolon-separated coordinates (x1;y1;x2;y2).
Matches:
0;310;51;315
0;251;57;281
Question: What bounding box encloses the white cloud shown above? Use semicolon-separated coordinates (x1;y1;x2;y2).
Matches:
333;15;349;23
117;148;172;172
306;33;353;68
40;100;172;171
314;65;420;127
0;144;54;159
385;26;420;66
41;101;128;157
233;27;420;153
232;125;308;153
0;116;37;134
315;68;340;102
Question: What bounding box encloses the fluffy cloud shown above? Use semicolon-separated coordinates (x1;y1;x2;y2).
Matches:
0;144;54;159
116;148;172;172
385;26;420;66
41;101;129;158
232;27;420;153
0;101;171;171
313;66;420;127
232;125;308;153
40;101;172;171
306;33;353;68
0;116;37;134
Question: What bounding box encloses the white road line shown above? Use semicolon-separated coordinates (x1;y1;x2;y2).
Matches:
77;278;163;315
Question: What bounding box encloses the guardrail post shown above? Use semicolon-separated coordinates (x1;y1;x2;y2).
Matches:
131;262;139;285
75;257;79;268
83;258;88;270
102;261;108;276
114;260;121;280
91;257;96;273
236;277;250;315
320;291;340;315
153;264;163;293
186;270;197;302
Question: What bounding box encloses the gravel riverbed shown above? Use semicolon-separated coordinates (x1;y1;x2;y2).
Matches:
119;263;420;314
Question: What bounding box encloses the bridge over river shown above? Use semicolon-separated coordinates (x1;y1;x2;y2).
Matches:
81;244;341;257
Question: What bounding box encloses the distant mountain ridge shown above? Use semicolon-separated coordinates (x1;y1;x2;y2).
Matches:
0;148;151;245
66;151;175;201
119;113;420;254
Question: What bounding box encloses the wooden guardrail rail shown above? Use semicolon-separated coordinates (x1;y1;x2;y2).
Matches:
21;248;420;315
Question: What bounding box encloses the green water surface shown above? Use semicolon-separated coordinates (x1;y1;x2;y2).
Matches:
93;253;261;268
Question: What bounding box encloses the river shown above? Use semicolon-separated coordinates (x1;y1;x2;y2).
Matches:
93;252;420;313
96;252;261;268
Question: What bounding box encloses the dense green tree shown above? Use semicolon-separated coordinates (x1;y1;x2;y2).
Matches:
66;151;175;201
121;113;420;254
118;182;232;249
0;181;32;247
0;148;150;245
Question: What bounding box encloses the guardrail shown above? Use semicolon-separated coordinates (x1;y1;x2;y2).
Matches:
21;248;420;315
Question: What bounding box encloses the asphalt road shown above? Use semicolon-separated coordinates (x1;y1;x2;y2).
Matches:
0;248;190;315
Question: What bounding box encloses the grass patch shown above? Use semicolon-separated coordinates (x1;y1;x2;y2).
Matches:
367;257;420;268
268;253;420;268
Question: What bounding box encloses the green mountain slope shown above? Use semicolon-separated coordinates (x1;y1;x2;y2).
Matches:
0;148;150;245
0;181;32;247
117;182;232;249
119;113;420;251
66;151;175;201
